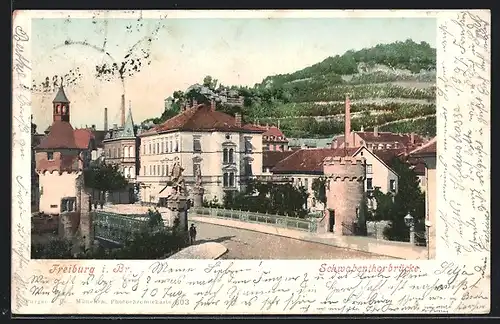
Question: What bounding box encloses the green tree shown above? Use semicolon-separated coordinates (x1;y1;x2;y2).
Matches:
311;177;327;211
383;157;426;244
84;160;129;203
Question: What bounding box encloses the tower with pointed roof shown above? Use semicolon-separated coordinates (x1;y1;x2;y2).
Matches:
34;86;95;249
102;100;138;203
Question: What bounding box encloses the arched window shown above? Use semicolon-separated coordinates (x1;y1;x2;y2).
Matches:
229;148;234;163
165;164;169;176
223;148;228;163
149;165;152;175
223;173;229;187
124;167;129;178
148;143;151;155
229;172;235;187
123;146;128;158
129;146;134;158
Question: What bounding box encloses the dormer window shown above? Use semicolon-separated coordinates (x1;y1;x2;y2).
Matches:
47;152;54;160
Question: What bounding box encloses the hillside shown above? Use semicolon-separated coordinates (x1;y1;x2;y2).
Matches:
143;39;437;138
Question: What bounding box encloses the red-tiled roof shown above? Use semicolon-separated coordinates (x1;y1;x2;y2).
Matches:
263;151;295;168
272;148;358;173
36;121;79;150
262;126;287;141
74;129;95;149
372;148;407;166
409;137;437;156
140;104;265;136
357;131;426;146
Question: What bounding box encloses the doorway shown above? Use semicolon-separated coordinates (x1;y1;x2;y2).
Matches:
328;209;335;232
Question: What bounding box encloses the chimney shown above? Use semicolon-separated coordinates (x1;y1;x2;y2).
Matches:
344;95;351;148
410;133;415;144
235;113;242;127
120;94;126;127
374;126;379;137
104;107;108;131
361;125;364;132
210;99;216;111
266;123;269;130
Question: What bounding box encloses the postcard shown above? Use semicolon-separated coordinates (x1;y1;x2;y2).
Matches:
12;9;490;315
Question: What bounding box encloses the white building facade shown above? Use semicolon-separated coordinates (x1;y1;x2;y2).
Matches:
136;101;264;204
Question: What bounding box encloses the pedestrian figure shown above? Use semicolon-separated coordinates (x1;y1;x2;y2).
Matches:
189;224;197;245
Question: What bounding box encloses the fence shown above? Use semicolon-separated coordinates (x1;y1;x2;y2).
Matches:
92;211;150;245
189;207;317;233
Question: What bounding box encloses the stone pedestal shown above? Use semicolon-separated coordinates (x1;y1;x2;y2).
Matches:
166;196;189;234
191;186;205;208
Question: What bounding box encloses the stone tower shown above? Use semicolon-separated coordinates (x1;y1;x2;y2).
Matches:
323;156;366;235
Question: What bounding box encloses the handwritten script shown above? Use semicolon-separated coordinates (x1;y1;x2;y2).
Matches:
19;259;490;314
12;22;32;314
437;11;490;256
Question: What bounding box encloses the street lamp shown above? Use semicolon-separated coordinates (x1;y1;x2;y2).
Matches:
404;212;415;244
425;220;432;259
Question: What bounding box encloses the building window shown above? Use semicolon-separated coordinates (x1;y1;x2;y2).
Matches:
149;165;152;175
47;152;54;160
129;167;134;177
229;148;234;163
223;148;228;163
366;164;373;174
244;138;253;154
129;146;134;158
367;178;373;190
279;144;284;151
148;143;152;155
264;144;269;151
229;172;235;187
162;164;165;176
223;173;229;187
193;137;201;152
175;140;179;152
61;197;76;213
304;178;308;189
390;179;396;192
169;141;173;153
156;143;160;154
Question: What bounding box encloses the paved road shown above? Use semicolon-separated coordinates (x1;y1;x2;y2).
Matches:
191;221;392;260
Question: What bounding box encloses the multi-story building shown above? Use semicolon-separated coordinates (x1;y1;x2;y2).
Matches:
408;137;436;258
331;126;426;151
136;99;265;204
260;125;289;151
102;102;138;203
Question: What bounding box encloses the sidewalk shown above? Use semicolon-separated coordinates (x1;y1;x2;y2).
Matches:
190;215;428;260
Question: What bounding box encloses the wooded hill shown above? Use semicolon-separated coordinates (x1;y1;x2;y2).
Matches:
143;39;437;138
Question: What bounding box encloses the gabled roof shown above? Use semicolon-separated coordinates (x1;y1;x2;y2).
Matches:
36;121;79;150
408;137;437;157
140;104;264;136
263;151;295;168
272;148;358;174
262;126;287;141
53;85;70;103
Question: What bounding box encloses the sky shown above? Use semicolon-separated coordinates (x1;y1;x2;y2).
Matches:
31;16;436;131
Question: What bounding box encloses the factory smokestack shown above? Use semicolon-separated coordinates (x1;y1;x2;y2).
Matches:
121;94;126;127
344;94;351;149
104;107;108;131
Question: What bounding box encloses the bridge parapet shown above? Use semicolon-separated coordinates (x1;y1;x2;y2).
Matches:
189;207;317;233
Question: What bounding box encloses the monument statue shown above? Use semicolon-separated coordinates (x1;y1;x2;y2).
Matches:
169;160;186;196
195;166;202;187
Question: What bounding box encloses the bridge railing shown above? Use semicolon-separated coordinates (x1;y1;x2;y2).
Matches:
189;207;317;233
92;211;150;244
